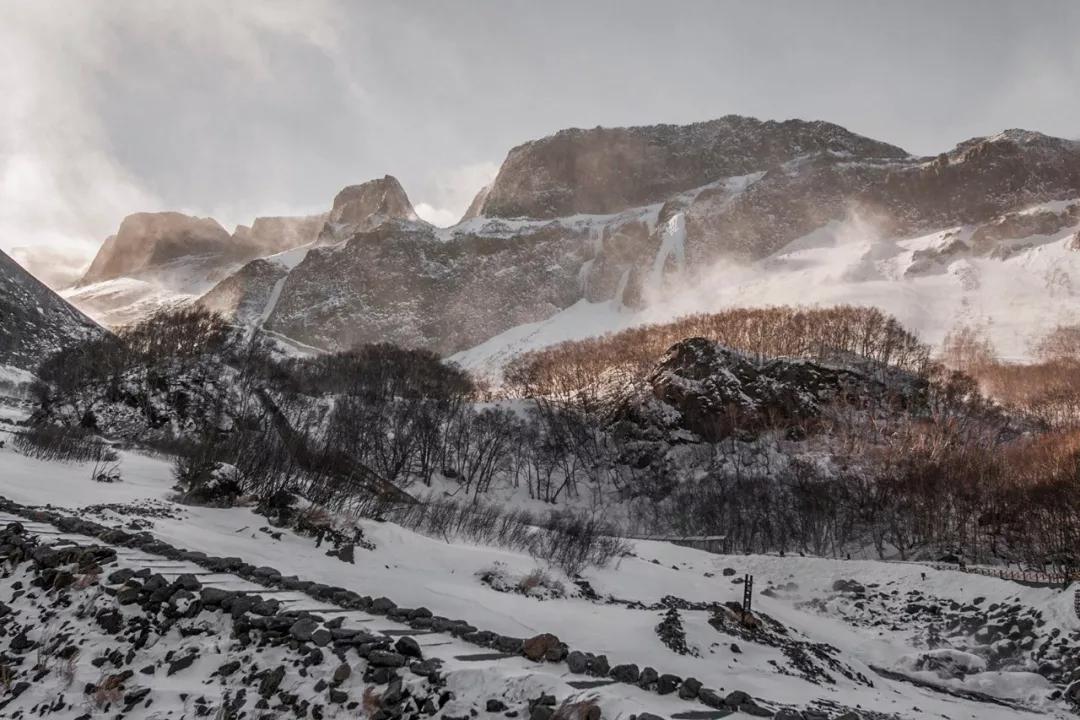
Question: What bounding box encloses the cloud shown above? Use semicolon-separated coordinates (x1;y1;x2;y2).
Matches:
0;1;343;283
8;245;91;290
414;203;461;227
413;161;499;227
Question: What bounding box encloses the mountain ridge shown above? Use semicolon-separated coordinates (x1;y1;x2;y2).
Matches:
54;115;1080;366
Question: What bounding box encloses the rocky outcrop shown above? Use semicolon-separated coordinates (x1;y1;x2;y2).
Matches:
79;212;234;286
478;116;908;219
969;202;1080;256
324;175;418;232
197;258;288;326
0;249;100;373
73;116;1080;360
232;213;327;256
264;219;586;354
638;337;924;442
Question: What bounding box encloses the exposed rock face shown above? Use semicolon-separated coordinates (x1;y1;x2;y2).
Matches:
232;214;327;256
325;175;418;231
197;258;287;326
79;212;233;286
0;249;100;373
639;337;924;442
459;185;491;222
478;116;908;219
264;220;585;354
72;116;1080;361
969;202;1080;256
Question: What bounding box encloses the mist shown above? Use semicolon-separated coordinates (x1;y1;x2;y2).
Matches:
3;0;1078;287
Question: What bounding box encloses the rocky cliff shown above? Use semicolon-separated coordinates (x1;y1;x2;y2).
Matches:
64;116;1080;361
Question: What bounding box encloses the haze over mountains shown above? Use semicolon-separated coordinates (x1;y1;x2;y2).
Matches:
8;114;1080;373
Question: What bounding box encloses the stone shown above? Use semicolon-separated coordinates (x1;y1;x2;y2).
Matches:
332;663;351;685
370;597;396;614
725;690;752;708
395;636;423;659
259;665;286;698
167;653;197;676
698;688;725;708
522;633;560;662
657;673;680;695
367;650;406;668
96;610;123;634
290;618;319;642
774;710;803;720
610;663;640;683
566;651;589;674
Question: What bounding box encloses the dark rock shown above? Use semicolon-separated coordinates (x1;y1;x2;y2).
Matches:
566;651;589;674
657;674;680;695
259;665;286;698
367;650;406;668
395;636;422;659
290;618;319;642
610;663;640;683
167;653;197;676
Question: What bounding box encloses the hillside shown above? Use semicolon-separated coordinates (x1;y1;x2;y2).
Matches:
0;248;100;377
1;423;1076;719
52;117;1080;370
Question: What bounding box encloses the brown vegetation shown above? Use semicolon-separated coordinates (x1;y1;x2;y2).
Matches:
505;305;930;398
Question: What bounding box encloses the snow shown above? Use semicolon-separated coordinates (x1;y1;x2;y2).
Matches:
0;364;35;388
61;254;237;328
448;299;633;380
2;433;1076;717
258;277;287;326
265;242;314;270
456;200;1080;379
647;212;687;292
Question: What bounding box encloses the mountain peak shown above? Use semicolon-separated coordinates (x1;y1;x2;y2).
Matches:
79;212;232;286
329;175;419;228
477;115;908;219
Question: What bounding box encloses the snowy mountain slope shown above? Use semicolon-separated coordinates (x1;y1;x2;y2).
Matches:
0;248;100;376
453;198;1080;378
57;116;1080;362
0;427;1076;719
67;211;327;328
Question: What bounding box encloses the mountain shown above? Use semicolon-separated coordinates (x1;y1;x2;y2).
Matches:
476;116;908;219
66;210;326;327
0;248;100;374
62;116;1080;366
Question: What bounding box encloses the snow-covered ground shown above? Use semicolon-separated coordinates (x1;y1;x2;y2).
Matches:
2;408;1076;718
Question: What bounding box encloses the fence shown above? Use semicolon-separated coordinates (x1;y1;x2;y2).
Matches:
910;560;1077;587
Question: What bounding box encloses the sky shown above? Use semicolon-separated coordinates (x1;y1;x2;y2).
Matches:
2;0;1079;285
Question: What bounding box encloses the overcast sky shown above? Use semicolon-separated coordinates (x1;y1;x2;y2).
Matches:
2;0;1079;279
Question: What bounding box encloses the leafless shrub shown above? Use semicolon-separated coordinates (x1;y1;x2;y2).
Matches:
362;686;382;716
553;695;602;720
364;497;628;575
92;673;125;708
12;424;116;464
506;305;930;399
57;654;78;688
90;458;122;483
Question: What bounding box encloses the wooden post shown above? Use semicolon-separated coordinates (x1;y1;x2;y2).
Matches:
742;574;753;621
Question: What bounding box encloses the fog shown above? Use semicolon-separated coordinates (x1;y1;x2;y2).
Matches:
2;0;1078;285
